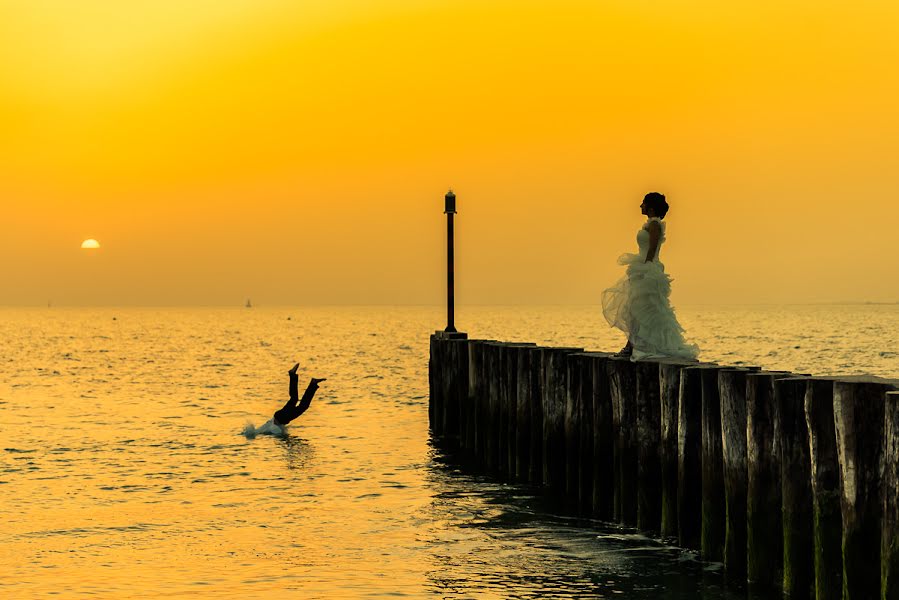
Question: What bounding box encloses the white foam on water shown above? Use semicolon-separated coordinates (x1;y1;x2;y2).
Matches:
241;419;284;439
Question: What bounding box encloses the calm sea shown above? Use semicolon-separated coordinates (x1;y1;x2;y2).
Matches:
1;305;897;598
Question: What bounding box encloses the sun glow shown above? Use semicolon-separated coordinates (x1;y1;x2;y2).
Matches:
80;239;100;249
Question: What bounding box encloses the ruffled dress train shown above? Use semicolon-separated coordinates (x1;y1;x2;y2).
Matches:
601;217;699;361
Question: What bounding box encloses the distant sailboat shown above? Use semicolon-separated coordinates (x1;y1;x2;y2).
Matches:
245;298;252;308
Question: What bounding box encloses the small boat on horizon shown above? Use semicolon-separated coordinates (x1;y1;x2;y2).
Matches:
245;299;252;308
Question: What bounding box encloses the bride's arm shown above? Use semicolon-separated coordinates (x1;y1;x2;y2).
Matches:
645;221;661;262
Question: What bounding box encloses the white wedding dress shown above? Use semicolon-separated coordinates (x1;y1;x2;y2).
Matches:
601;217;699;361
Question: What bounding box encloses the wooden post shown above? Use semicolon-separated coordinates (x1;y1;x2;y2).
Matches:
608;357;638;525
678;365;705;550
463;339;476;457
576;354;598;515
466;340;492;463
458;339;486;459
429;336;437;434
529;348;548;485
515;346;538;481
484;342;503;473
591;353;615;521
497;344;511;478
833;378;896;599
804;378;842;600
444;338;457;441
636;360;662;532
659;362;686;538
778;376;814;599
719;368;751;579
564;353;584;510
456;340;471;458
543;348;565;494
883;391;899;600
429;332;469;442
499;343;535;479
701;365;725;561
429;334;443;435
746;371;784;591
578;354;596;515
542;347;583;495
501;344;517;478
443;339;469;446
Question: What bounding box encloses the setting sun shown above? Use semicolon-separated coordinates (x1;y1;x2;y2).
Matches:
80;239;100;249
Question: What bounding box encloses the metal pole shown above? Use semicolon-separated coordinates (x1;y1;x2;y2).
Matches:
445;190;457;333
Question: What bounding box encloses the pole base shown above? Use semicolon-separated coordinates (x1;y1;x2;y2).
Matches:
434;330;468;340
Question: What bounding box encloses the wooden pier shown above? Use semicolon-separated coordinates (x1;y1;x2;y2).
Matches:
429;333;899;599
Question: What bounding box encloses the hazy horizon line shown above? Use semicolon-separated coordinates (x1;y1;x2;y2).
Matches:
3;301;898;309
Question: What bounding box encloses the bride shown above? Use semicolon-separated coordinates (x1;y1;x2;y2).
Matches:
601;192;699;361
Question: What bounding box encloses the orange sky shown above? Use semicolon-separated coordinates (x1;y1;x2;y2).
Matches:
2;0;898;305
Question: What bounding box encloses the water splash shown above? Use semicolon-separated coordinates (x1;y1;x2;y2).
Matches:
241;419;284;439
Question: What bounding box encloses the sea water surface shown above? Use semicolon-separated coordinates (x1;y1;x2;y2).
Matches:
1;305;897;598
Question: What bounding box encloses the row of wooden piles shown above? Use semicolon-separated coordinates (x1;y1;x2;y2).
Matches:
428;334;899;600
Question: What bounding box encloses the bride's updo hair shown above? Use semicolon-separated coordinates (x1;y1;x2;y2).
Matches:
644;192;669;219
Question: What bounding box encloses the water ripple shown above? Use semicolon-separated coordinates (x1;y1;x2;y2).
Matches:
0;305;894;598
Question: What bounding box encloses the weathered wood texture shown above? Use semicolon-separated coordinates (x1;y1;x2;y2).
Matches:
804;378;842;600
659;362;684;538
497;344;513;478
576;354;599;515
429;333;469;440
502;344;529;478
528;348;549;485
746;372;784;591
430;337;898;600
609;357;638;526
590;354;615;520
503;344;536;478
883;391;899;600
542;347;583;494
514;347;539;482
719;368;751;579
701;366;726;561
636;360;662;532
500;345;515;478
464;340;492;462
429;336;437;433
564;354;585;511
483;343;502;473
430;335;446;435
444;339;470;445
778;376;814;600
833;379;896;600
678;365;705;550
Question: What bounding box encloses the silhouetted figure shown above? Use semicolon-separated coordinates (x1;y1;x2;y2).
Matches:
243;363;326;437
275;363;326;426
601;192;700;361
